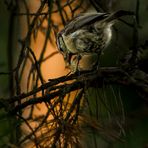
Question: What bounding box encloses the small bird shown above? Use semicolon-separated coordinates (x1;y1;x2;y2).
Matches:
57;10;134;73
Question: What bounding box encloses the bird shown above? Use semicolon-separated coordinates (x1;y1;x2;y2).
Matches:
56;10;134;73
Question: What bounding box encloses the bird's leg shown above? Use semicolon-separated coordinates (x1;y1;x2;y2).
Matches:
75;54;82;75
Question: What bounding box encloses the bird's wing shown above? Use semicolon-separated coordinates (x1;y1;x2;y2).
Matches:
64;13;108;35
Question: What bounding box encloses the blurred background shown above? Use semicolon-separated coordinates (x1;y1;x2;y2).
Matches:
0;0;148;147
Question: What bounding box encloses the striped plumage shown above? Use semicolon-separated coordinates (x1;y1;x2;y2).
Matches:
57;10;134;73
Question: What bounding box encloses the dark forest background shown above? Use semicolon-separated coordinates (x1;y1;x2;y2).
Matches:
0;0;148;147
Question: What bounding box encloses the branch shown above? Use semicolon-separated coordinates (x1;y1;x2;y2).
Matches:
1;67;148;114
